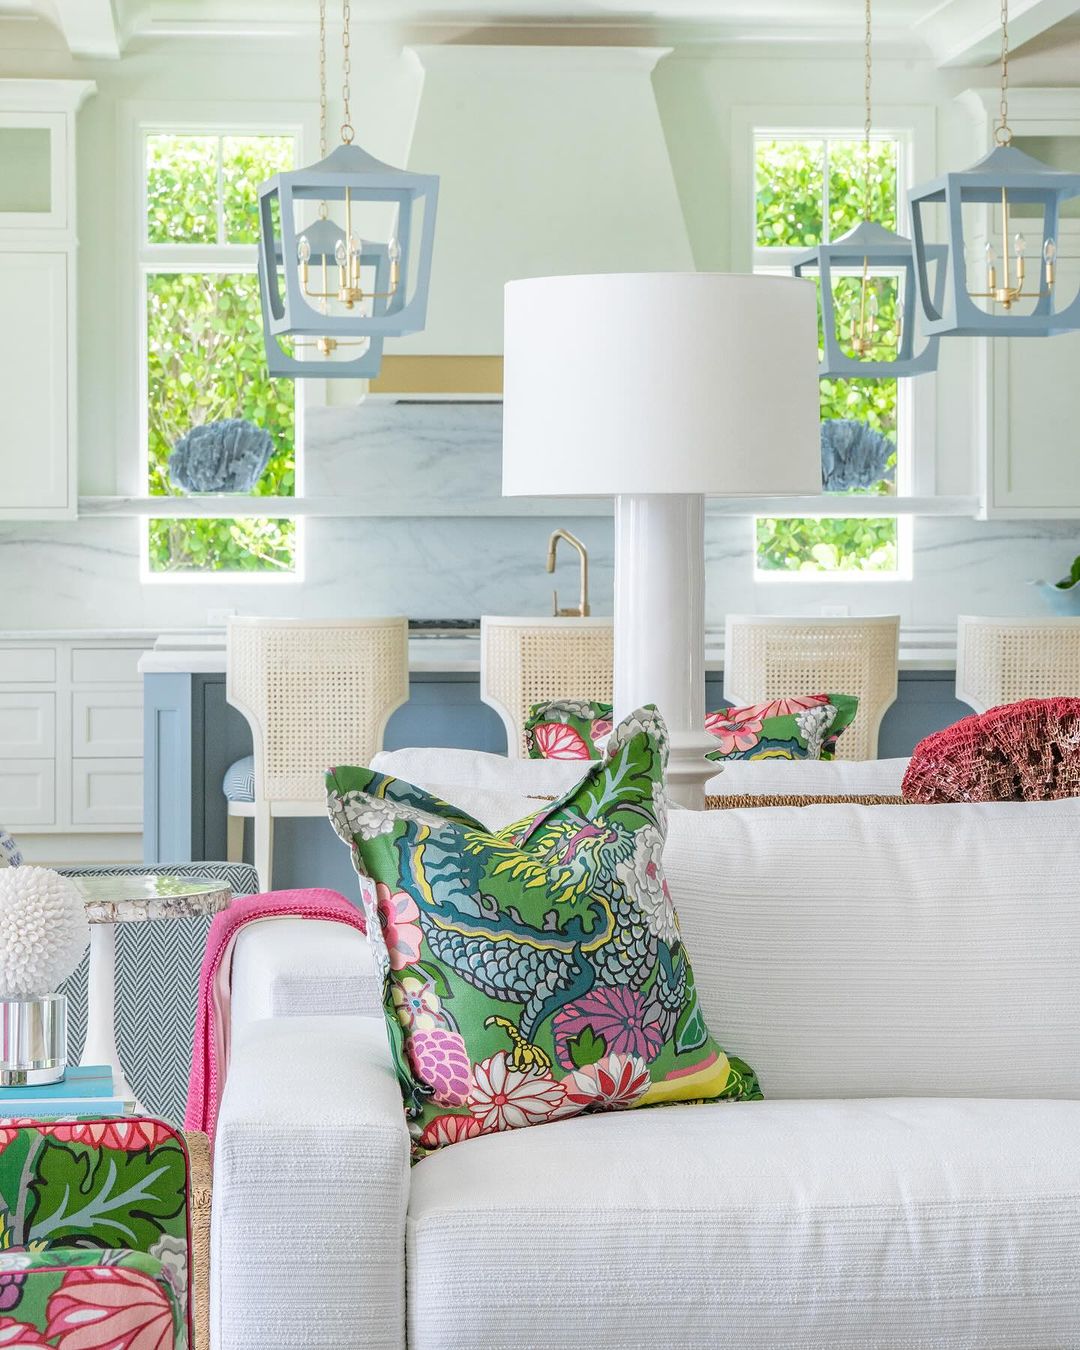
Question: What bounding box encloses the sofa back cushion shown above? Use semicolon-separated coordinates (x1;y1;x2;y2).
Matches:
664;798;1080;1100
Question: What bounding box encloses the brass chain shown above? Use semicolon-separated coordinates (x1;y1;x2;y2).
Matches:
340;0;354;145
996;0;1012;145
317;0;328;217
318;0;327;158
863;0;873;220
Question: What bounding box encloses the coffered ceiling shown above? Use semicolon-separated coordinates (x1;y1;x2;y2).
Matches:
3;0;1080;64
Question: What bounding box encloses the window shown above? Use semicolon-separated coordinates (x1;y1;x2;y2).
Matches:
753;132;908;577
141;131;300;577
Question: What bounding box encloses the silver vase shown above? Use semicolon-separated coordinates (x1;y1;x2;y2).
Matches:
0;994;67;1087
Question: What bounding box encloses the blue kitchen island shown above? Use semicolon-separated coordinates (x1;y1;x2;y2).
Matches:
140;630;968;893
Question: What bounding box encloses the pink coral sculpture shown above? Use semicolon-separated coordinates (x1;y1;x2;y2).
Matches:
903;697;1080;804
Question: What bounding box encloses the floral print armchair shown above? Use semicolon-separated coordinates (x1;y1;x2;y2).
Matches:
0;1118;201;1350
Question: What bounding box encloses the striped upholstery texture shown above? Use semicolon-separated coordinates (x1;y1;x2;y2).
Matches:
58;862;259;1122
223;755;256;803
0;824;22;867
407;1097;1080;1350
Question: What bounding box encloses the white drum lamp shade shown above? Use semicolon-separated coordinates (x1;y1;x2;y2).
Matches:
503;273;821;805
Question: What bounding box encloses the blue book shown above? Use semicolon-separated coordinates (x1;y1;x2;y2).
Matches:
0;1066;114;1101
0;1097;130;1119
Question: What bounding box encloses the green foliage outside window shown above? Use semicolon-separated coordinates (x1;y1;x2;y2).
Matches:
755;134;902;576
755;137;897;248
146;134;293;246
144;134;298;574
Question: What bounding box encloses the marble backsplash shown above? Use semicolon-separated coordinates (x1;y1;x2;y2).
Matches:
2;511;1079;633
0;398;1077;631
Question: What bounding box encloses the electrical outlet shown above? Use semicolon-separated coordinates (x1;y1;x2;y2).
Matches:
819;604;850;618
207;607;237;628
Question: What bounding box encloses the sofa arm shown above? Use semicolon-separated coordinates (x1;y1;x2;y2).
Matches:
211;1015;408;1350
230;919;381;1037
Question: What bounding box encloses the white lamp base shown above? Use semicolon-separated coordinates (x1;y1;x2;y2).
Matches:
613;493;715;809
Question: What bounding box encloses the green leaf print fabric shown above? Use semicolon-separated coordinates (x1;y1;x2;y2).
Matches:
526;695;860;763
326;707;761;1160
0;1119;190;1348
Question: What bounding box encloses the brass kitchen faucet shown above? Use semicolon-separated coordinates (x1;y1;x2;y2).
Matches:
547;529;590;617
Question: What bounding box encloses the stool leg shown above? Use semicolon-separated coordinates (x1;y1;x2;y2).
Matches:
254;806;273;893
226;813;244;863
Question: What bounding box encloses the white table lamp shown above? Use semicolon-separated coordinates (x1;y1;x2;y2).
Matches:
503;272;821;806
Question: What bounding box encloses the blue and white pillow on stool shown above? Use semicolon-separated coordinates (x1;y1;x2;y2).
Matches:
0;826;22;868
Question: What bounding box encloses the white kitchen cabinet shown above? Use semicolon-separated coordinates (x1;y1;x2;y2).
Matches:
0;80;94;522
71;759;143;826
0;636;154;856
0;251;71;515
0;761;55;826
72;690;143;758
963;89;1080;518
0;692;55;757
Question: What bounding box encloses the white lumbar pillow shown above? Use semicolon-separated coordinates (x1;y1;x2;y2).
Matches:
370;746;585;792
705;756;909;796
373;744;910;805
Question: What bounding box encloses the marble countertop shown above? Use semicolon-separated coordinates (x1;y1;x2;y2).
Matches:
0;630;170;642
136;626;959;675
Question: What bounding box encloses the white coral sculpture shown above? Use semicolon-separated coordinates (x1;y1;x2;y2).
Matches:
0;867;90;999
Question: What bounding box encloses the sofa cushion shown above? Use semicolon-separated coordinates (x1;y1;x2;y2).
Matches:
328;709;760;1159
663;796;1080;1098
406;1097;1080;1350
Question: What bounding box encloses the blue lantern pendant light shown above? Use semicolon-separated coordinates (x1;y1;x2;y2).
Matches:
257;0;438;379
793;0;942;378
909;0;1080;338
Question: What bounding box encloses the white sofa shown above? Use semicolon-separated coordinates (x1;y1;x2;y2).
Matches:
212;795;1080;1350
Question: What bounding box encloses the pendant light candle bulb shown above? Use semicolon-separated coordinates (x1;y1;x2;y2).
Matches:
1044;237;1057;285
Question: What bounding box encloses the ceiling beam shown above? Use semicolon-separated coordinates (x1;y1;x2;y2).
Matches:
915;0;1080;67
53;0;120;57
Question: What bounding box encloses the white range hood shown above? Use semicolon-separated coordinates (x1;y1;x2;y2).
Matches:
397;44;693;355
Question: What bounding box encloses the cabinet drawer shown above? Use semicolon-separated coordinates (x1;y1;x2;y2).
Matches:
71;758;142;827
0;759;55;826
0;692;55;757
71;691;143;758
71;648;146;685
0;648;56;683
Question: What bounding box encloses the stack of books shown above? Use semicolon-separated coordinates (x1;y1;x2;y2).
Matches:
0;1064;132;1119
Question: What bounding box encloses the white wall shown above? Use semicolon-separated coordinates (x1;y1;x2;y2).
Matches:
0;23;1077;631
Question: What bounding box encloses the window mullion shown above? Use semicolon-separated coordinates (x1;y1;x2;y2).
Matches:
821;137;830;244
216;135;226;245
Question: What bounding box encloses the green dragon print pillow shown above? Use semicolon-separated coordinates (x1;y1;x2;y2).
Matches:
526;695;859;763
326;707;760;1159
